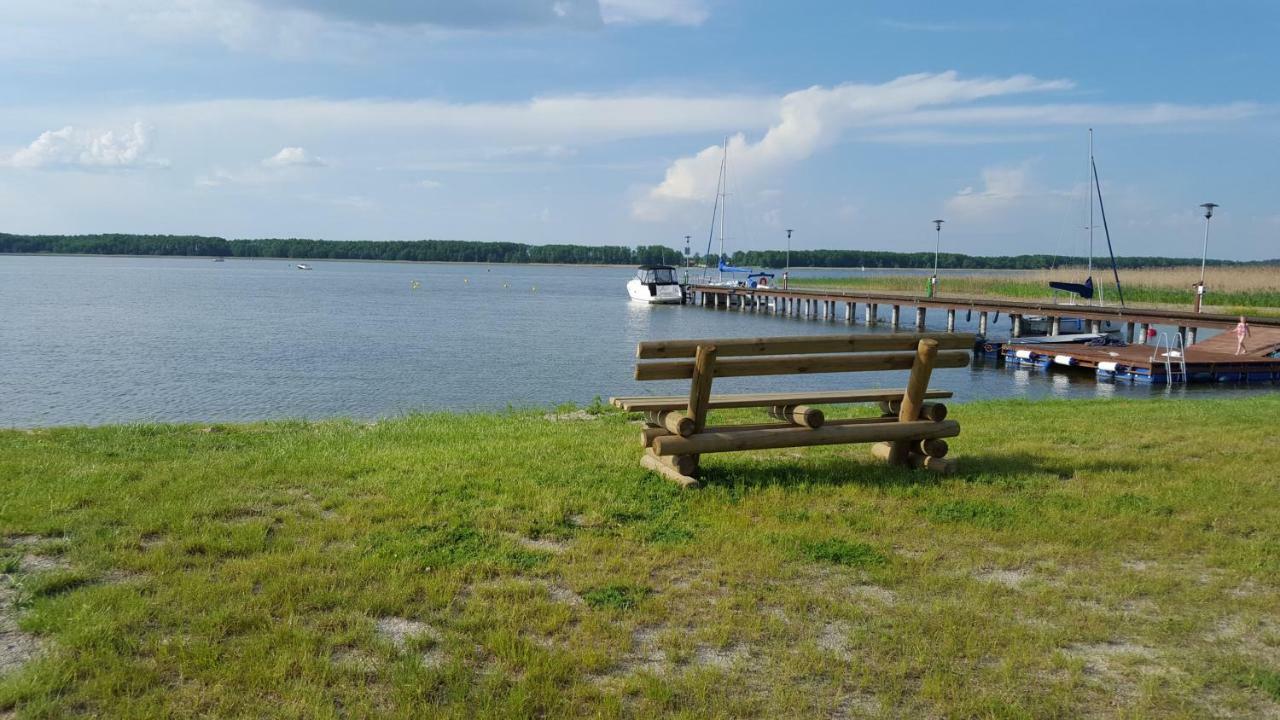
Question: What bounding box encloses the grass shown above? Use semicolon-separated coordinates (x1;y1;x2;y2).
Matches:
2;396;1280;718
791;265;1280;316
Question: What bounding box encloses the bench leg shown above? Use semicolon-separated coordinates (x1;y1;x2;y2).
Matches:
641;450;700;489
870;442;956;475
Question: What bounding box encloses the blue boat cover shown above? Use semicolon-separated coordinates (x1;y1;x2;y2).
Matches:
1048;276;1094;299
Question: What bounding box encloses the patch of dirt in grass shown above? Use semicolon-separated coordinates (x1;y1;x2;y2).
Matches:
332;647;379;674
3;535;49;548
1121;559;1155;572
1227;580;1260;598
374;616;445;668
1118;598;1159;616
817;620;852;660
545;581;583;607
831;692;880;719
0;578;40;677
1062;640;1164;696
848;584;897;605
692;642;750;669
542;410;597;422
974;567;1031;588
19;554;72;574
376;617;439;649
592;626;666;686
139;533;167;550
567;514;601;529
1207;616;1280;662
102;569;148;585
510;534;567;554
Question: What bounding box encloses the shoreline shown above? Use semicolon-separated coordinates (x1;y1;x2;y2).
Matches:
3;252;1272;272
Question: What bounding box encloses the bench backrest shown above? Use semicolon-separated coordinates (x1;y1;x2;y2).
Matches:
634;332;973;380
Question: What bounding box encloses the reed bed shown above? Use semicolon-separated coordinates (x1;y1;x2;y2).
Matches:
793;265;1280;314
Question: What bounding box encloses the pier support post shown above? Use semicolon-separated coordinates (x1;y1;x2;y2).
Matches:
865;303;876;324
1138;323;1149;345
1186;327;1198;345
978;312;988;336
891;305;901;327
1011;314;1023;338
1050;317;1061;336
1126;322;1136;343
845;302;855;323
946;309;956;332
1089;319;1101;334
915;307;927;330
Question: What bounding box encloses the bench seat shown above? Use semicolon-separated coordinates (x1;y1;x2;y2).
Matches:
610;388;952;413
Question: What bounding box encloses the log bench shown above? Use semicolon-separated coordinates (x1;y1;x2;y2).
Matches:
610;332;975;488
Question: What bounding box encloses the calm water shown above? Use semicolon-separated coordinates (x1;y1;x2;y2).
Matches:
0;255;1264;427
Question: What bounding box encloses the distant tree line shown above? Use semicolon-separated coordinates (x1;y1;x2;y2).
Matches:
1;233;1272;269
0;233;682;266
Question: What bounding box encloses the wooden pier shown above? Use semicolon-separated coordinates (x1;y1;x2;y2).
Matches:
685;284;1280;385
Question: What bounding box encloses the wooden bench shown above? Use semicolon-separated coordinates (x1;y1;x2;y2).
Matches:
610;332;975;488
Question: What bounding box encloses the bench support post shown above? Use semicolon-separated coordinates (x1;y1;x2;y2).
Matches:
889;338;939;465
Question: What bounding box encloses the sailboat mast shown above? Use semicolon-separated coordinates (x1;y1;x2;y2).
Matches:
718;137;727;281
1088;128;1097;303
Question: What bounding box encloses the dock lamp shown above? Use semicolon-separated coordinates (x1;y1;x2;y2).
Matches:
1196;203;1218;313
784;228;794;289
683;234;692;283
930;219;945;298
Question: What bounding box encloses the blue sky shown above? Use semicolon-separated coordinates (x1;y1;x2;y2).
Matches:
1;1;1277;259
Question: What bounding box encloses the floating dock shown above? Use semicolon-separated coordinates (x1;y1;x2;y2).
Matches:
1003;327;1280;384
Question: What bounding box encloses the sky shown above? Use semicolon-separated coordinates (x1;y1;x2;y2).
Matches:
1;1;1277;260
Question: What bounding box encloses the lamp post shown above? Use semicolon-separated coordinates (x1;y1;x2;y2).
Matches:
683;234;691;284
930;219;945;297
1196;203;1218;313
784;228;794;289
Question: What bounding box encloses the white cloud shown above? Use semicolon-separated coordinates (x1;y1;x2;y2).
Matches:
880;18;1014;33
418;179;443;189
252;0;602;29
0;0;709;62
945;164;1035;219
263;146;325;167
600;0;708;25
6;121;163;170
631;72;1071;220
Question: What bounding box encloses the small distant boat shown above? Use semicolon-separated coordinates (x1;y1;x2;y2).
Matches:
213;257;225;262
296;264;312;270
627;265;684;304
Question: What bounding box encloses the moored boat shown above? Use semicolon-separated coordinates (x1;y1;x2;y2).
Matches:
627;265;684;304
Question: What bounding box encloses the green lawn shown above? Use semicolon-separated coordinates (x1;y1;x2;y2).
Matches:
3;396;1280;718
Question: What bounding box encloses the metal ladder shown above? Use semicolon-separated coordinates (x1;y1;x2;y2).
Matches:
1150;332;1187;384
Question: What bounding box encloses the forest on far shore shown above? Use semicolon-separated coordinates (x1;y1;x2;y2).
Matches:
1;232;1273;270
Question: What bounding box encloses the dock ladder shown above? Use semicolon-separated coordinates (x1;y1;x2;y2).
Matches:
1150;332;1188;384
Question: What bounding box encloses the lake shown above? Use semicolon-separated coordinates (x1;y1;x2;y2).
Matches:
0;255;1253;427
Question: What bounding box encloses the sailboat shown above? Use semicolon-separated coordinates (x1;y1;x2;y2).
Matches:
1024;129;1123;337
699;138;774;289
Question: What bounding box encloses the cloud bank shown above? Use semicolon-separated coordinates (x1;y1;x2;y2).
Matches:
6;121;162;170
632;72;1073;220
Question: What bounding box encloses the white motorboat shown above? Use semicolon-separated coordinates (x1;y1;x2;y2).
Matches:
296;263;312;270
627;265;684;304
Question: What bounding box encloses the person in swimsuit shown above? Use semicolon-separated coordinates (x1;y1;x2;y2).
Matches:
1235;316;1250;355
